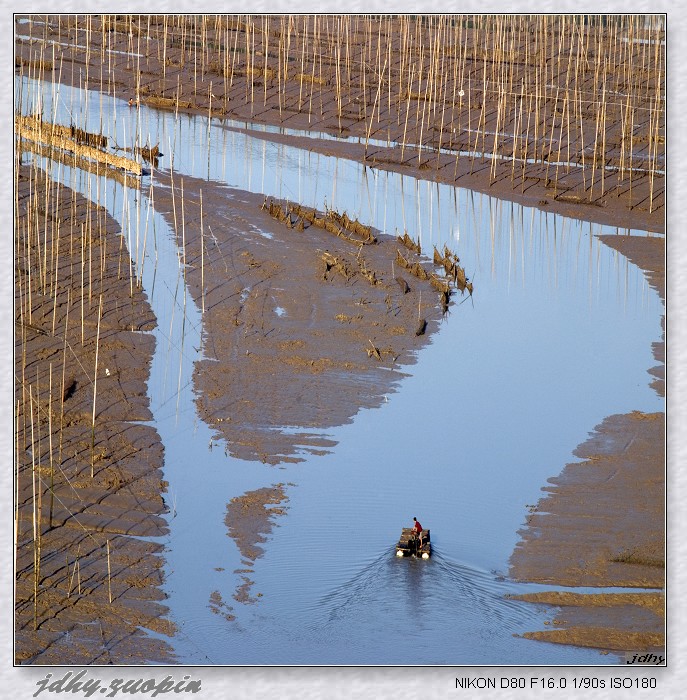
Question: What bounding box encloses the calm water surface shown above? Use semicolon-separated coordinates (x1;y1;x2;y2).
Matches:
17;77;663;665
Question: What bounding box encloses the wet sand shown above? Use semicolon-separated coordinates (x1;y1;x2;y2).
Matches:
14;155;465;661
14;165;174;664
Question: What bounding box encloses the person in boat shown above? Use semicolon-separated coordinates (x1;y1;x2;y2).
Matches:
413;517;424;548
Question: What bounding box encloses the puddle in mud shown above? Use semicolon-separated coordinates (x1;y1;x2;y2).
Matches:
17;76;663;665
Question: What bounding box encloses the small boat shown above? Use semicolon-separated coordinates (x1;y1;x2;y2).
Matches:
395;528;431;559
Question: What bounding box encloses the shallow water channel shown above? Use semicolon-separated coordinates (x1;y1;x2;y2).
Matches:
18;77;663;665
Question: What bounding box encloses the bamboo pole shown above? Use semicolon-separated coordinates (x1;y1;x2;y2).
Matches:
48;364;54;529
15;398;20;549
30;386;38;630
58;289;69;471
107;539;113;603
90;295;103;477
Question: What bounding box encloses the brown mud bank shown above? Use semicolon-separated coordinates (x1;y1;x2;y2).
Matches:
599;235;665;398
15;14;664;234
207;483;292;619
150;171;465;465
509;591;664;653
15;164;174;663
223;483;291;606
511;411;664;589
510;234;665;655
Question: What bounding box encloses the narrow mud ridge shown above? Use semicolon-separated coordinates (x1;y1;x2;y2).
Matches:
598;235;665;397
15;164;174;664
151;172;466;465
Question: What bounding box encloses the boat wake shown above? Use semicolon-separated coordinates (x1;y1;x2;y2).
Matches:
307;546;536;639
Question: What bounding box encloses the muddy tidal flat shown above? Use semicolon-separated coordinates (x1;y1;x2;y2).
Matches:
15;166;174;664
14;13;665;666
150;171;452;464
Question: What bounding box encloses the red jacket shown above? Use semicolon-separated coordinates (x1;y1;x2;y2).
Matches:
413;520;422;534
